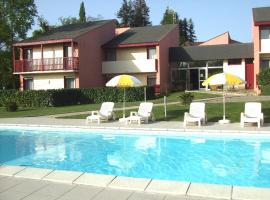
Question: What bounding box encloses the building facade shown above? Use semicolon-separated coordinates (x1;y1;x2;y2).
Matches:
13;6;270;94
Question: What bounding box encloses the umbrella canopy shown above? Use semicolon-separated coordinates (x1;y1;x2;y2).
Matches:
202;73;244;124
202;73;244;86
106;75;143;119
106;75;143;88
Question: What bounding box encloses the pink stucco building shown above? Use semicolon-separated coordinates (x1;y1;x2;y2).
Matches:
252;7;270;92
13;21;179;93
13;6;270;94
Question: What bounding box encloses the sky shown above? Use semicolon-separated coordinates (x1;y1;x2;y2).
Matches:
34;0;270;42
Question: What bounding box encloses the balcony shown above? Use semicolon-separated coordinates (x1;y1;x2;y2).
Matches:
14;57;79;73
260;39;270;53
102;59;157;74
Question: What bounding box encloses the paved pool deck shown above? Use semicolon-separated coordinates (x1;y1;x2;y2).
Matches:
0;118;270;200
0;166;270;200
0;116;270;133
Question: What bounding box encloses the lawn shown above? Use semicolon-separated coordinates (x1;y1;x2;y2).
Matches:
0;91;220;118
59;101;270;123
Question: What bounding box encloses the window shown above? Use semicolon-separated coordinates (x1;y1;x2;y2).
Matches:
147;48;156;59
105;49;116;61
260;59;270;71
228;59;242;65
147;76;156;86
24;78;33;90
189;61;207;68
261;29;270;40
23;49;33;60
64;77;75;88
207;60;223;67
63;45;72;58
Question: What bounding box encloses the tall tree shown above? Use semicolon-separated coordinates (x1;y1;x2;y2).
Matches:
132;0;151;27
179;18;189;46
58;16;80;25
117;0;133;27
160;7;179;25
79;1;86;23
187;19;196;44
0;0;37;89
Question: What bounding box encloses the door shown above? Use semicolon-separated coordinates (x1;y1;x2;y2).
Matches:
245;64;254;89
199;68;206;89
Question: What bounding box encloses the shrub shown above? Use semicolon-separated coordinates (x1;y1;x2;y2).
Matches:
0;86;156;108
258;69;270;86
4;101;18;112
179;92;194;105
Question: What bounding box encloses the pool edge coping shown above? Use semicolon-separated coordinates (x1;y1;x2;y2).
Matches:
0;165;270;200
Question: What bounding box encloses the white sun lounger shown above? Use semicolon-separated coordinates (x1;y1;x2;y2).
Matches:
240;102;264;128
86;102;115;124
184;102;206;127
126;102;154;125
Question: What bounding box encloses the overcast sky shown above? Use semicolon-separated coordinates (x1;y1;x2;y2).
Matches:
34;0;270;42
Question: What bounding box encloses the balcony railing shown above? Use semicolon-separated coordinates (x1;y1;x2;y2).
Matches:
14;57;79;73
102;59;158;74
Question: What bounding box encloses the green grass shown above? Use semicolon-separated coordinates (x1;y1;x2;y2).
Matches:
59;101;270;123
0;91;220;118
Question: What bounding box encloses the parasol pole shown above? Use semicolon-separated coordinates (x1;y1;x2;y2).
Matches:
123;88;126;118
223;88;226;120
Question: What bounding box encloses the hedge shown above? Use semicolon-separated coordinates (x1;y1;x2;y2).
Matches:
0;87;155;107
261;85;270;96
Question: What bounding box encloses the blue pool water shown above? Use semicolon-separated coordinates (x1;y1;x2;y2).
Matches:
0;127;270;187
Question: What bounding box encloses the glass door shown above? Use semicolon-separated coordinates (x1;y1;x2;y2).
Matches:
199;68;206;89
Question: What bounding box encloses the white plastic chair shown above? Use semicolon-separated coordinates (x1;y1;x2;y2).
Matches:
126;102;154;125
86;102;115;124
240;102;264;128
184;102;206;127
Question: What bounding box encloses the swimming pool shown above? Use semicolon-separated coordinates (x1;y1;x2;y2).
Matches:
0;126;270;188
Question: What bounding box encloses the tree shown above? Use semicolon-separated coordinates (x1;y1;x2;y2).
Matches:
179;18;189;46
79;1;86;23
187;19;196;44
117;0;134;27
132;0;151;27
32;16;50;37
58;16;80;26
0;0;37;89
160;7;179;25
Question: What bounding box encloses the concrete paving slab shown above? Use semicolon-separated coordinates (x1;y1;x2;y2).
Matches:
22;194;58;200
30;182;74;198
187;183;232;200
108;176;151;191
6;179;47;193
128;191;165;200
92;188;133;200
43;170;83;184
15;167;53;180
0;177;25;193
146;180;190;195
57;185;103;200
0;165;25;176
74;173;116;187
232;186;270;200
0;191;32;200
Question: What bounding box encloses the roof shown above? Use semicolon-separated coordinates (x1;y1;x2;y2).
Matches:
169;43;254;62
16;20;114;44
253;7;270;23
103;24;178;48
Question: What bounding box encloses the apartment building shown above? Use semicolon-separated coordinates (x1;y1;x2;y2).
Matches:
13;22;179;93
13;20;116;90
102;24;179;93
252;7;270;91
13;6;270;93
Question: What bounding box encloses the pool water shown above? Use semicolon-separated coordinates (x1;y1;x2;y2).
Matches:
0;127;270;187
